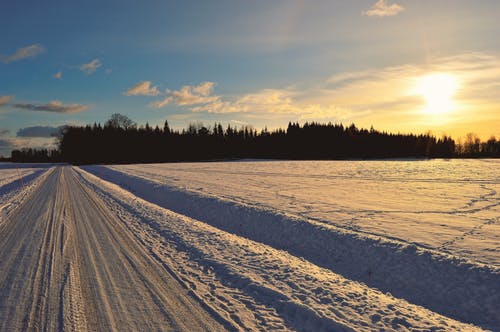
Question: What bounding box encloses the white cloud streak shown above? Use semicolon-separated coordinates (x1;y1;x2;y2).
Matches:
150;82;219;108
0;44;45;63
124;81;160;96
363;0;404;17
134;53;500;138
191;89;351;121
80;59;102;75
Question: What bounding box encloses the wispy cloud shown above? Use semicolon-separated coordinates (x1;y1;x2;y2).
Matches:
142;79;353;122
80;58;101;75
0;44;45;63
53;71;62;80
198;53;500;135
17;126;62;138
150;82;219;108
0;96;13;106
124;81;160;96
191;81;216;97
363;0;404;17
191;88;351;121
132;53;499;139
14;100;89;113
192;89;294;114
146;81;351;121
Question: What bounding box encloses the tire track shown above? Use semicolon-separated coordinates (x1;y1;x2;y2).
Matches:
0;166;225;331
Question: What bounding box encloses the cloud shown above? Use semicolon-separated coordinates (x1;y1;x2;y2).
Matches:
137;53;500;139
0;44;45;63
363;0;404;17
190;53;500;134
150;96;174;109
16;126;62;138
147;81;352;121
150;82;219;108
0;129;9;136
14;100;89;113
80;58;101;74
191;88;351;121
0;137;57;157
192;81;216;96
0;95;13;106
193;89;295;113
147;81;350;121
320;53;500;138
170;85;219;105
0;138;15;156
124;81;160;96
53;71;62;79
324;53;500;109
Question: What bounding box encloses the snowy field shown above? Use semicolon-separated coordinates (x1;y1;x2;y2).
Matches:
84;160;499;330
0;163;51;221
0;163;43;188
105;160;500;266
0;161;498;331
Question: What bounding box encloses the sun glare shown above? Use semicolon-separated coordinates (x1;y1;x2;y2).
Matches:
414;73;459;115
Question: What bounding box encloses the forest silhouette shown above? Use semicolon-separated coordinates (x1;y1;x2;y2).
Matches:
10;113;499;163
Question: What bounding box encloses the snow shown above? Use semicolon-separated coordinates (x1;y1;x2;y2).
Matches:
0;166;225;331
75;166;484;331
102;159;500;266
81;160;500;330
0;164;38;187
0;163;52;222
1;160;497;330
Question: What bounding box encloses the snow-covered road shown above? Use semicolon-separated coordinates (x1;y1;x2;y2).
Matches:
0;166;224;331
0;163;496;331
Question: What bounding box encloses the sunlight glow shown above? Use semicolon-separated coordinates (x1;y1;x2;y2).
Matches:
414;73;459;115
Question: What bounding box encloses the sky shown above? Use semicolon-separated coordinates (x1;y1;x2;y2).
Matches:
1;0;499;156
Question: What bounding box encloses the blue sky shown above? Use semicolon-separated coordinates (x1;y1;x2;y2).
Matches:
1;0;499;156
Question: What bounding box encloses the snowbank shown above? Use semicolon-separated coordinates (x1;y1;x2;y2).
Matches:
0;167;52;222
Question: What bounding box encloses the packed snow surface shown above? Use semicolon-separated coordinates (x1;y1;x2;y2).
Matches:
0;161;497;331
0;166;225;331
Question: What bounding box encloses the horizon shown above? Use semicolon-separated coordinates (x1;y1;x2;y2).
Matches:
1;0;500;156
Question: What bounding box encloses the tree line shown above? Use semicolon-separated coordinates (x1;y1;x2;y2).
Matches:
10;113;499;163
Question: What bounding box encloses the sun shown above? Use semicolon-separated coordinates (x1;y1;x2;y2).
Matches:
414;73;459;115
